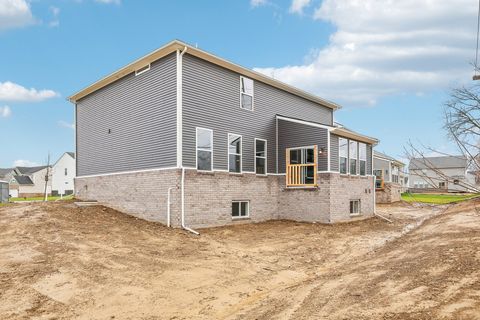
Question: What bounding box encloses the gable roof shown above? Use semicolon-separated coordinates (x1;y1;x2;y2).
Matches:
66;152;75;159
409;156;467;170
16;166;48;175
331;124;379;145
68;40;341;111
374;151;405;166
13;175;34;185
0;168;15;178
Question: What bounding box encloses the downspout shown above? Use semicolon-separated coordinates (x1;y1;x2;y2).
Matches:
178;46;199;235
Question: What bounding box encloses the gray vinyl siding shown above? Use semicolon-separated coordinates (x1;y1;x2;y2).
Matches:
76;53;177;176
330;134;339;172
182;54;333;173
277;119;328;173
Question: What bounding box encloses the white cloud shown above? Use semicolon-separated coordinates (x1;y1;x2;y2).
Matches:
58;120;74;130
250;0;267;8
289;0;311;14
255;0;477;107
0;105;11;118
13;159;39;167
49;6;60;27
0;0;35;31
0;81;59;102
95;0;121;4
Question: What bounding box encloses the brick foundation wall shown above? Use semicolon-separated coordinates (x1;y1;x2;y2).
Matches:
75;169;182;226
376;182;402;203
328;174;375;222
75;169;375;229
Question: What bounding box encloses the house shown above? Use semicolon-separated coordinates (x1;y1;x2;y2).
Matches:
69;40;378;230
0;168;18;197
373;151;406;203
51;152;76;196
13;166;51;198
0;180;8;203
409;156;473;192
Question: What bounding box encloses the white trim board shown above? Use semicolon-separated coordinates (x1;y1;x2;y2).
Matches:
276;115;333;131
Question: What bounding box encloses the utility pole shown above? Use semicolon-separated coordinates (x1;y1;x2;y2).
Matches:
43;153;50;202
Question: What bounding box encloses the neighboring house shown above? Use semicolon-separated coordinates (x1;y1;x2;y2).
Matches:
69;40;378;229
373;151;406;203
409;156;472;192
0;168;19;197
51;152;76;196
14;166;51;198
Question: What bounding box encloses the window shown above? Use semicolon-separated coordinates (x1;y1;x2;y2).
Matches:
228;134;242;173
232;201;249;218
391;165;399;183
339;138;348;174
240;76;254;111
135;64;151;76
196;128;213;171
287;146;316;186
64;168;68;176
349;140;358;175
359;143;367;176
255;139;267;175
374;169;384;189
439;182;446;188
350;200;360;215
454;179;460;185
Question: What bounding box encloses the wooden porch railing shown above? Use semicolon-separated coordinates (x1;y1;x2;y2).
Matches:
285;145;318;187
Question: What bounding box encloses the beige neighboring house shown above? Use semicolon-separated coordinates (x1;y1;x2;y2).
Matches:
51;152;76;196
13;166;51;198
409;156;472;192
373;151;406;203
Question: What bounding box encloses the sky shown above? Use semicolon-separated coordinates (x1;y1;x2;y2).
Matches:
0;0;478;167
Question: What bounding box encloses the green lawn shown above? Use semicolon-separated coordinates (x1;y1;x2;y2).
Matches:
9;195;74;202
401;193;480;204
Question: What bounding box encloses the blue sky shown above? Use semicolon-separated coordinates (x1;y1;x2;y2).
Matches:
0;0;477;167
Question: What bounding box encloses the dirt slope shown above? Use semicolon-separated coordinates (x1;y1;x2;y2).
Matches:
0;201;478;319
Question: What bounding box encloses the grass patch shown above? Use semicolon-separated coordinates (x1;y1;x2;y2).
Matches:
401;193;480;204
10;195;74;202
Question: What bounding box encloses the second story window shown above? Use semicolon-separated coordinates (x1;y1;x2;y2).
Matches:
359;143;367;176
339;138;348;174
240;76;254;111
228;134;242;173
196;128;213;171
349;140;358;175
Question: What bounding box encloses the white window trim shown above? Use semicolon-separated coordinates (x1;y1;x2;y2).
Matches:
254;138;267;175
232;200;250;219
196;127;213;172
339;137;349;175
350;199;361;216
135;64;151;76
349;140;359;176
239;76;254;111
228;133;242;173
359;142;367;176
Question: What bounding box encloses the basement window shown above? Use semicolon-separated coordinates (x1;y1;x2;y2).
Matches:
135;64;151;76
232;201;249;218
350;200;360;216
240;76;254;111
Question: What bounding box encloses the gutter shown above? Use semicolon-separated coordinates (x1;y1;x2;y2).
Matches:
177;46;199;236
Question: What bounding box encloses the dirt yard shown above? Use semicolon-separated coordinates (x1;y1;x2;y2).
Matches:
0;200;479;319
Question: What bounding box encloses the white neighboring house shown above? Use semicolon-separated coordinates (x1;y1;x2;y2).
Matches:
52;152;76;196
409;156;473;192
